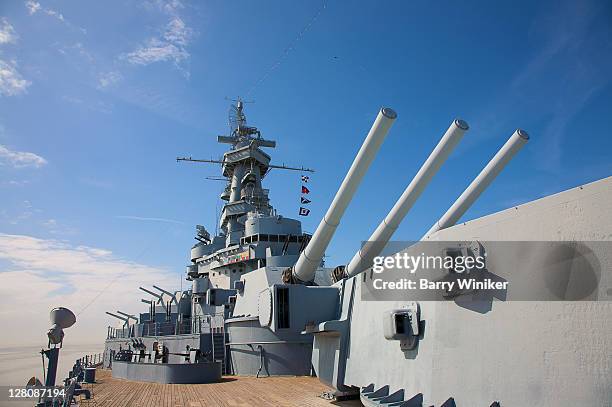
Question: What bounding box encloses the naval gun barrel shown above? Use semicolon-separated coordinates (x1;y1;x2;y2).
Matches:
345;119;469;277
116;311;138;321
105;311;128;321
290;107;397;283
106;311;130;327
139;286;164;304
152;285;178;306
424;129;529;238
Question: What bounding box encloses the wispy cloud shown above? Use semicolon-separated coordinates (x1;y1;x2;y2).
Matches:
0;233;177;346
120;1;193;76
1;179;30;187
0;59;31;97
0;144;47;168
122;17;192;72
0;200;38;225
522;1;612;172
115;215;184;225
25;0;41;14
143;0;184;16
80;177;113;189
41;218;78;235
61;94;113;114
57;42;94;63
0;18;18;45
468;0;612;173
97;70;122;89
25;0;86;34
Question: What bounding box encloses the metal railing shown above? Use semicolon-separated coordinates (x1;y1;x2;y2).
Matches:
75;353;104;367
192;315;224;334
106;315;225;339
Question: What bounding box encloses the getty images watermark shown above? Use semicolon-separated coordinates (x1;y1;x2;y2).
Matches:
360;241;611;302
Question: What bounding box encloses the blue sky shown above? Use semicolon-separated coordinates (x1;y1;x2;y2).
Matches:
0;0;611;345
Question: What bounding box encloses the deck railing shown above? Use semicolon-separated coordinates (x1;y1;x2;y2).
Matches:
106;315;225;339
75;352;104;367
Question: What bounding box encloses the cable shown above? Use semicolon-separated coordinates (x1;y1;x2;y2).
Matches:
76;222;175;316
246;0;328;98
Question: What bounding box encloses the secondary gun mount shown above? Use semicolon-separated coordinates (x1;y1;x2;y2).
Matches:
344;119;469;278
106;311;131;328
116;311;138;322
424;128;529;238
285;107;398;284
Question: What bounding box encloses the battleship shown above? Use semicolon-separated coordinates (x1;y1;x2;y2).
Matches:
30;101;611;406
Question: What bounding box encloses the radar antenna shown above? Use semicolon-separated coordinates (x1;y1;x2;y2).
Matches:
228;100;247;133
177;98;314;173
227;97;259;138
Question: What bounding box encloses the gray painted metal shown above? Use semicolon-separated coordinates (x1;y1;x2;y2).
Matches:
424;129;529;237
293;107;397;283
105;311;129;327
116;311;138;322
112;361;221;384
93;99;609;405
139;286;165;305
225;318;313;376
346;119;469;277
104;334;208;366
311;176;612;406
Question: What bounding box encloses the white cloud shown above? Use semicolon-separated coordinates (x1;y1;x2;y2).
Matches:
57;42;94;63
124;41;187;65
97;70;122;89
0;18;18;44
25;0;41;15
163;17;190;46
1;200;36;225
143;0;184;15
0;59;31;96
61;95;113;114
123;17;192;71
25;0;86;34
163;0;184;14
0;144;47;168
26;0;62;21
41;218;78;235
0;233;178;346
2;180;30;187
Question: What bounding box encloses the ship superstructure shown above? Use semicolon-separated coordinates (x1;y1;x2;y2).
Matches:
181;100;314;295
103;100;326;379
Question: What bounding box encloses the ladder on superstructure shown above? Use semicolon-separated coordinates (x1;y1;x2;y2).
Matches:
209;315;227;374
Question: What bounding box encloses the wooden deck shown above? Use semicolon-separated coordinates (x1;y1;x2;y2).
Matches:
80;369;361;407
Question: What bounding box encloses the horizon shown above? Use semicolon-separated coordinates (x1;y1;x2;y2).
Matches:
1;0;612;347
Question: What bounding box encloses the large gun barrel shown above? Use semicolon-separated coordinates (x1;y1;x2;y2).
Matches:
424;128;529;238
290;107;397;283
345;119;469;277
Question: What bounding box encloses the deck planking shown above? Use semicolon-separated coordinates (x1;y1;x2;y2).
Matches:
79;369;361;407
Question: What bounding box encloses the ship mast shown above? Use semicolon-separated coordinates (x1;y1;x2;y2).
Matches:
177;99;313;246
